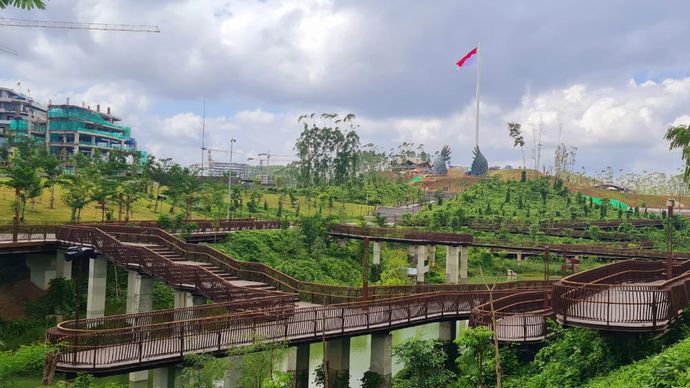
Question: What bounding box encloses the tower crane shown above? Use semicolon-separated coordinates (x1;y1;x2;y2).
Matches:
0;17;160;32
207;148;229;167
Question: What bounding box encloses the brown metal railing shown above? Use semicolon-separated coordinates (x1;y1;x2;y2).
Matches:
85;225;550;304
470;290;553;342
48;291;509;371
330;224;473;245
552;259;690;330
56;226;295;304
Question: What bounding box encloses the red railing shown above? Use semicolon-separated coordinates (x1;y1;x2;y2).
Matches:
48;291;514;372
470;290;553;342
330;224;473;245
552;259;690;330
56;226;295;304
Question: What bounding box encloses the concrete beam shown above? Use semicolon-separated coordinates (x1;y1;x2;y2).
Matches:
460;247;469;282
288;343;310;388
86;255;107;319
370;332;392;384
445;246;459;284
326;337;350;387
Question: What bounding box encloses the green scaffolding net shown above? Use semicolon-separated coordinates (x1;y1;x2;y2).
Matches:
583;195;631;210
48;107;131;138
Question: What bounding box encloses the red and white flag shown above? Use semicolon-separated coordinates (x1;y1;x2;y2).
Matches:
456;47;477;69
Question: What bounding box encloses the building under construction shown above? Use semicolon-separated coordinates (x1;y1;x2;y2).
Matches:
1;86;141;160
0;86;48;145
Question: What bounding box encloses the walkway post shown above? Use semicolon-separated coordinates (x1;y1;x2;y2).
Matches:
363;237;369;301
666;200;674;280
544;246;550;310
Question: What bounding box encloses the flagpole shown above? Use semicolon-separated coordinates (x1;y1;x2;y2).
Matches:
475;42;481;148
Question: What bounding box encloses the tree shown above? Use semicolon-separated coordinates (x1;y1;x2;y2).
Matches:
0;0;45;9
294;113;360;186
228;340;289;388
392;338;455;388
61;154;96;222
507;122;526;169
2;141;43;240
37;148;62;209
179;354;227;388
151;157;174;213
665;124;690;180
456;326;494;387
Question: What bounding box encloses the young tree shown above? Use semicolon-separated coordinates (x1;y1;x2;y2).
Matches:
61;154;95;222
392;338;455;388
456;326;494;387
2;141;43;240
665;123;690;181
507;122;526;169
37;148;62;210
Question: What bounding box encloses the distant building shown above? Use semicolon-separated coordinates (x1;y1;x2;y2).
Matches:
206;161;249;179
595;183;629;193
0;87;48;145
47;103;138;160
392;157;432;173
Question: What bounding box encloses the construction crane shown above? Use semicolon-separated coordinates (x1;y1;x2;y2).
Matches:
207;148;229;167
0;17;160;33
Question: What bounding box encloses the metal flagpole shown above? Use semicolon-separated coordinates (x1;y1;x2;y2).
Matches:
475;42;481;148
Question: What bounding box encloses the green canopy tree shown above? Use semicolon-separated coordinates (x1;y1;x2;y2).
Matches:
0;0;45;9
1;140;43;241
665;123;690;181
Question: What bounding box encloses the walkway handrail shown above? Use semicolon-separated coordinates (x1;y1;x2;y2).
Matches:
330;224;473;245
93;225;550;304
56;225;295;304
470;290;553;342
48;290;530;371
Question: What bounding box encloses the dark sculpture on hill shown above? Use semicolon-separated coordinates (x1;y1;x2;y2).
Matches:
432;145;452;175
469;146;488;176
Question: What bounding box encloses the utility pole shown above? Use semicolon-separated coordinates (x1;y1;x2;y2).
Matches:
200;96;206;176
226;138;236;220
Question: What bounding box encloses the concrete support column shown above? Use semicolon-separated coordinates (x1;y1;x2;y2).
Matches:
439;321;458;372
338;239;346;248
416;245;427;283
174;291;206;308
152;367;176;388
459;247;469;282
516;251;523;264
55;249;72;280
370;333;392;386
445;246;459;284
86;255;107;319
25;253;57;290
326;337;351;387
407;245;416;264
372;242;381;266
126;272;154;387
288;343;310;388
428;245;436;268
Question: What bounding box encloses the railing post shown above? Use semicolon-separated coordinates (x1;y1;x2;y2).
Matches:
652;292;658;329
606;287;611;327
93;335;99;368
139;329;144;364
217;330;222;351
180;324;185;357
523;315;527;342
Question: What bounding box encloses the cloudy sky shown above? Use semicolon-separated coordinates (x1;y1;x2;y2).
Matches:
2;0;690;174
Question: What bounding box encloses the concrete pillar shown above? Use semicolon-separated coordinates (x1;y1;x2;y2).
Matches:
326;337;350;387
439;321;458;372
126;271;153;314
152;367;176;388
370;333;392;385
416;245;427;283
338;239;346;248
459;247;469;282
174;290;207;309
516;251;523;264
288;343;310;388
372;242;381;266
55;249;72;280
126;272;154;386
407;245;416;263
86;255;107;319
25;253;57;290
428;245;436;268
445;246;459;284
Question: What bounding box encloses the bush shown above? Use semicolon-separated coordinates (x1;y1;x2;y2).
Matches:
0;343;54;382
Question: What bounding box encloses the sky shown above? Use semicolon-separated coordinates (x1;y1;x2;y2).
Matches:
1;0;690;175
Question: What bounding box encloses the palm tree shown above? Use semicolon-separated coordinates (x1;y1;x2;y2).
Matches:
0;0;45;9
665;124;690;180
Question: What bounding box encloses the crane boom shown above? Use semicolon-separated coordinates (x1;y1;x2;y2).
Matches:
0;17;160;33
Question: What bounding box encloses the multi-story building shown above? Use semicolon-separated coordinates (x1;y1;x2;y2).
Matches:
206;161;249;179
47;103;137;160
0;86;48;145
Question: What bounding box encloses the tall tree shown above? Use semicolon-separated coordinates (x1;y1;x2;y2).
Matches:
665;124;690;180
2;141;43;240
61;154;94;222
507;122;526;169
294;113;360;186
